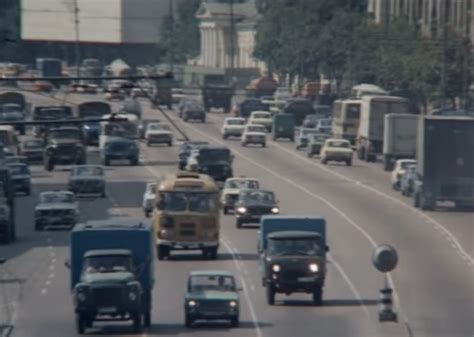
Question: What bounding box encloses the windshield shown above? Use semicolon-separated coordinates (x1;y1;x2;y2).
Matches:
104;123;137;138
240;190;274;203
346;104;361;119
9;165;29;175
189;275;235;292
253;113;270;119
0;104;21;113
148;123;171;131
23;140;43;149
327;140;350;148
40;192;75;204
247;125;266;133
225;179;259;189
199;149;231;162
268;238;321;256
302;129;319;136
160;192;218;212
48;129;81;140
82;255;133;275
73;166;104;176
226;119;245;125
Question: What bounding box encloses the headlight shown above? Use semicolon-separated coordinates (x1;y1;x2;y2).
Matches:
128;292;137;301
272;264;280;272
229;301;237;307
309;263;319;272
160;229;174;239
271;207;280;214
76;292;86;302
188;300;197;307
236;207;247;213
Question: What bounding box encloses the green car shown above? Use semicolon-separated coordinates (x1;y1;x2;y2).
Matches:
272;114;295;141
184;270;240;328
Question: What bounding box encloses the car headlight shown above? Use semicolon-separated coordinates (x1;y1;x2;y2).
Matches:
160;229;174;239
236;207;247;214
229;301;237;307
128;292;137;301
309;263;319;272
271;207;280;214
76;292;86;302
188;300;197;307
272;264;280;272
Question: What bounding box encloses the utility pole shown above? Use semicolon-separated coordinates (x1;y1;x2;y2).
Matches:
73;0;81;77
168;0;175;74
229;0;235;79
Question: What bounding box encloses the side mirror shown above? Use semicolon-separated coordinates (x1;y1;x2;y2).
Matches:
64;260;71;269
325;245;330;253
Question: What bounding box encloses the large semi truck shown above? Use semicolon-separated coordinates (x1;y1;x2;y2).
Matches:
68;218;155;334
382;114;419;171
413;116;474;210
201;74;233;112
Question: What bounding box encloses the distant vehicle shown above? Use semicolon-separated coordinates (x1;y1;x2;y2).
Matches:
68;83;98;94
69;219;154;333
34;191;79;230
142;182;157;218
7;163;31;196
234;189;279;228
121;98;143;118
99;113;139;150
246;76;278;98
241;124;267;147
0;103;26;135
138;119;161;139
0;125;20;156
68;165;106;198
320;139;353;166
331;99;361;145
178;98;199;118
182;103;206;123
315;118;332;134
232;98;268;119
4;156;28;166
221;177;260;214
351;83;388;98
413;117;474;210
177;141;209;170
32;105;74;137
36;57;62;78
272;114;295;141
145;123;173;146
306;133;330;158
248;111;272;131
400;164;417;197
101;136;139;166
295;128;321;150
391;159;417;190
77;101;111;146
313;105;332;118
43;127;86;171
172;88;186;104
186;146;234;184
19;139;44;162
283;99;315;126
154;171;221;260
33;80;54;93
259;216;329;305
221;117;246;139
383;114;419;171
201;74;233;112
274;87;292;101
184;271;240;328
302;114;320;128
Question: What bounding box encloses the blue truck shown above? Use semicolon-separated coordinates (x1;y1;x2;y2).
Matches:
68;218;154;334
258;215;329;306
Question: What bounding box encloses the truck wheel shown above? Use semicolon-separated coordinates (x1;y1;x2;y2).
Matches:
44;158;54;172
143;311;151;327
185;314;193;328
168;141;173;147
104;158;110;166
223;207;229;215
222;134;228;140
262;143;266;148
312;286;323;306
75;314;86;334
157;245;169;260
266;283;275;305
357;147;364;160
144;210;151;218
34;222;43;231
413;193;420;208
208;247;218;260
289;136;294;142
230;316;239;327
346;159;352;166
320;158;327;165
130;157;139;166
236;219;243;229
421;197;435;211
132;313;142;333
272;136;277;141
25;188;31;196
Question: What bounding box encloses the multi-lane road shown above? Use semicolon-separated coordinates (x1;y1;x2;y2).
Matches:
0;90;473;337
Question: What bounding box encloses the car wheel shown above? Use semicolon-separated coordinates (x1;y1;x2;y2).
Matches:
168;141;173;147
413;192;420;208
230;316;239;327
157;245;169;260
236;219;243;229
320;158;327;165
143;311;151;327
262;143;266;148
223;207;229;215
185;314;193;328
313;286;323;306
25;188;31;196
132;313;142;333
266;283;275;305
346;159;352;166
76;314;86;334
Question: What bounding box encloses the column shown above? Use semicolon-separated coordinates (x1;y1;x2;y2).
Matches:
211;28;216;67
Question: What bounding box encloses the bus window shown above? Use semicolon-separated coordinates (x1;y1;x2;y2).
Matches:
346;104;360;119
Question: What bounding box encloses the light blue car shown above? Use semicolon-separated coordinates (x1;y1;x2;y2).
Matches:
295;128;322;150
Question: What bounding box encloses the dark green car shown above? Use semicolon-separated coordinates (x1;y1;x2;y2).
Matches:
184;270;240;328
272;114;295;141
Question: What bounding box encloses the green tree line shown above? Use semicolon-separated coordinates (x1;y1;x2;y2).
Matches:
253;0;471;109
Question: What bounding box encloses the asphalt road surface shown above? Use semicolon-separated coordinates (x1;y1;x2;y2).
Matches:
0;90;472;337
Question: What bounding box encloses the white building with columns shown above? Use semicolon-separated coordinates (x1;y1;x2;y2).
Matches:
193;1;264;71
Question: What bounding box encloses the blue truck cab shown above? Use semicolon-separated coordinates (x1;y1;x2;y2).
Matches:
69;218;154;334
258;215;329;306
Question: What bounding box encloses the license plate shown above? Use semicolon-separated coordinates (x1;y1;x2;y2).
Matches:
99;307;116;314
298;277;315;282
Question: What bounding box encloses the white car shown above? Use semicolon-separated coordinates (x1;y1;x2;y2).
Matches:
248;111;273;131
145;122;173;146
222;117;246;139
274;87;292;101
221;177;260;214
391;159;417;190
34;191;79;231
142;182;157;217
320;139;353;166
241;124;267;147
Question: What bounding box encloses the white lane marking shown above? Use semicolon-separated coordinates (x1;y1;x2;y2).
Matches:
45;280;51;286
51;258;57;264
270;141;474;266
222;239;262;337
329;254;370;318
180;122;410;326
250;285;256;292
48;273;55;279
40;289;47;295
49;265;55;271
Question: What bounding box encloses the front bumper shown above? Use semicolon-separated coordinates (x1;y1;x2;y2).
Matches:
35;216;77;228
243;137;265;145
269;274;324;292
157;239;219;250
147;135;171;144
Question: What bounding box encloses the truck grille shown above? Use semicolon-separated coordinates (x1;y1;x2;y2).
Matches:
246;207;272;215
179;223;196;237
39;209;74;217
92;287;123;307
280;269;311;282
199;300;229;313
56;144;78;154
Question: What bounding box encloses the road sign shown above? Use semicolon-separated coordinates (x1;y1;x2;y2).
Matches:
372;244;398;273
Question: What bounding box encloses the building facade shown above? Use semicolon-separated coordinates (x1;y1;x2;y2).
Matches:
194;1;264;71
368;0;474;43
